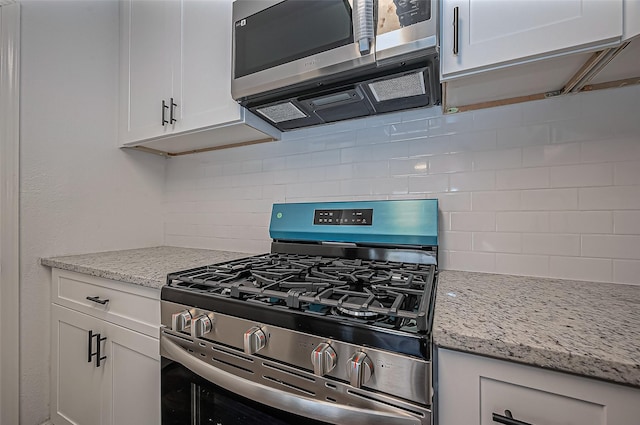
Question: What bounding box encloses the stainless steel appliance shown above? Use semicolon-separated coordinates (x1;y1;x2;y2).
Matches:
231;0;440;131
160;199;438;425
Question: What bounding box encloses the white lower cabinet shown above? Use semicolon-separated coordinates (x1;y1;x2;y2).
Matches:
436;347;640;425
50;270;160;425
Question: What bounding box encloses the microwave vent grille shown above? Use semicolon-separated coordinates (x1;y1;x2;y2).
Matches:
368;71;426;102
256;102;307;123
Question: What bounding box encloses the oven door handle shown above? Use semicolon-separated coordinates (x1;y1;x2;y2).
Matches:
161;335;421;425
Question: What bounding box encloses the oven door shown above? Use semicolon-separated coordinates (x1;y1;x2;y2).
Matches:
161;335;421;425
162;359;331;425
231;0;376;101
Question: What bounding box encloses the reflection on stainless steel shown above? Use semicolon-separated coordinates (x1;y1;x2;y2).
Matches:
162;332;426;425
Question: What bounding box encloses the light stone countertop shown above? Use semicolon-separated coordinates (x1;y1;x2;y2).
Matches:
434;270;640;388
41;247;640;387
40;246;252;289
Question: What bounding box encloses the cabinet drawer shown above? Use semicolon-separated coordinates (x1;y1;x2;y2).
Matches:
481;376;603;425
436;348;640;425
52;269;160;338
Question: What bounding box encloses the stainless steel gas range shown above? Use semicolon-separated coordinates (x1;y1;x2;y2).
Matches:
160;199;438;425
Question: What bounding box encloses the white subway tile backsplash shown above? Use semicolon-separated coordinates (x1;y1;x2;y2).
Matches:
549;256;612;282
389;158;428;176
448;251;496;272
428;152;473;174
473;232;521;253
371;177;409;195
522;143;581;167
408;135;451;157
472;148;522;171
389;118;429;140
450;129;497;152
581;137;640;163
496;253;549;277
613;260;640;285
549;211;613;234
497;124;550;148
450;170;496;192
451;212;495;231
614;161;640;186
579;186;640;210
496;167;549;190
522;94;581;124
471;191;521;211
523;234;580;256
408;174;450;193
440;231;472;251
164;86;640;284
497;212;549;233
614;211;640;234
550;117;613;144
521;188;578;210
473;104;523;130
431;192;472;212
549;163;613;188
582;235;640;260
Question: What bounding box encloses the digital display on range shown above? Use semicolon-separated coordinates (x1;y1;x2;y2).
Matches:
314;209;373;226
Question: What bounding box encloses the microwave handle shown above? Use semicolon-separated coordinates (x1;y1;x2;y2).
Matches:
161;334;420;425
353;0;375;55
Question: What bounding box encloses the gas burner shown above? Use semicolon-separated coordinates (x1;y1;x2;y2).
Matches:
335;297;384;319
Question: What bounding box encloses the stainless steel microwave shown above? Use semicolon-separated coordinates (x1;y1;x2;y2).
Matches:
231;0;440;131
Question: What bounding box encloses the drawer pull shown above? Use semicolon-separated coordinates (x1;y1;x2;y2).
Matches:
86;295;109;305
493;410;533;425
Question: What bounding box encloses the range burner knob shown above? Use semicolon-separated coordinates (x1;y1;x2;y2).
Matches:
191;314;214;338
243;326;267;354
311;342;337;376
348;352;374;388
171;310;192;332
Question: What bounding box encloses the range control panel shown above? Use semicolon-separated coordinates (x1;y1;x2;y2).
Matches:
313;209;373;226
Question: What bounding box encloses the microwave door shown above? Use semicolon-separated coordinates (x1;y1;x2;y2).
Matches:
232;0;376;101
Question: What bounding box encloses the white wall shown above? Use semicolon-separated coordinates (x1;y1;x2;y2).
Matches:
164;85;640;285
20;1;165;424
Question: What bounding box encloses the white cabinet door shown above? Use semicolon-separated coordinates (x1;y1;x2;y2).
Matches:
51;304;160;425
441;0;623;80
120;0;178;143
104;317;160;425
177;0;242;133
436;348;640;425
51;304;107;425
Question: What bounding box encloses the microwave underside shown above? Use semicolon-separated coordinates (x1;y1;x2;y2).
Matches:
242;59;440;131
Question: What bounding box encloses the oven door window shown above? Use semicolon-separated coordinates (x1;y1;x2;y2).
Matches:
162;359;331;425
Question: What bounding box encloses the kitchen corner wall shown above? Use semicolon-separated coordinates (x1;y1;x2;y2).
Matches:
20;2;165;424
164;85;640;286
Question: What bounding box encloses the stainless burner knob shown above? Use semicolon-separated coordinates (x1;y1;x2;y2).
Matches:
348;352;373;388
171;310;192;332
243;326;267;354
311;342;337;376
191;314;214;338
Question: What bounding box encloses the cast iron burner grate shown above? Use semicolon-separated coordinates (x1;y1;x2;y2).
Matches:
167;253;436;332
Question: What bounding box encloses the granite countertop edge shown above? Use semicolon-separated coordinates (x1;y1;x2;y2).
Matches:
433;270;640;389
433;330;640;388
40;258;162;288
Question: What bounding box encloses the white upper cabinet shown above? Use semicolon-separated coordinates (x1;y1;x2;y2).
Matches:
119;0;280;155
121;0;177;142
441;0;624;81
